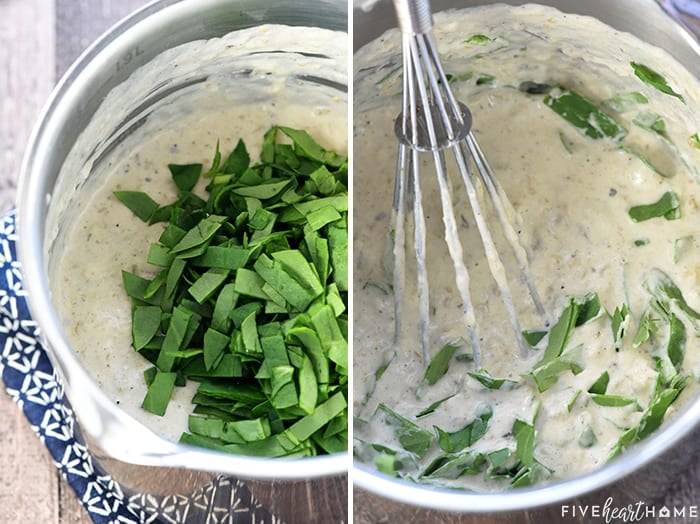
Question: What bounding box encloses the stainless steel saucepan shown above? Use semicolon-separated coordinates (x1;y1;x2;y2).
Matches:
353;0;700;519
17;1;348;522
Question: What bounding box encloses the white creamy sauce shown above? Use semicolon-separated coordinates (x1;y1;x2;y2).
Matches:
50;24;347;442
353;4;700;489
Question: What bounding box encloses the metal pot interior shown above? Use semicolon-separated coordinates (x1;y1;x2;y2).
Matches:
352;0;700;513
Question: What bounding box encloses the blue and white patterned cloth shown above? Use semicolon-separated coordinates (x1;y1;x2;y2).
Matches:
0;210;278;524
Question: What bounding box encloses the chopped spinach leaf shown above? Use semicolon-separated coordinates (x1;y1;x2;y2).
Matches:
361;352;396;407
632;311;659;348
476;73;495;85
512;418;536;467
113;191;160;223
544;89;627;141
559;131;574;153
590;394;639;408
220;138;250;175
132;306;162;351
416;394;455;418
673;234;700;263
609;372;688;458
468;370;518;390
528;300;584;392
637;373;688;440
528;345;583;393
628;191;680;222
141;370;177;416
588;371;609;395
377;404;433;458
465;34;493;45
375;453;400;476
422;450;486;479
116;127;348;457
631;62;685;102
690;133;700;149
643;269;700;333
576;292;602;326
603;91;649;112
419;339;461;391
522;329;547;347
578;426;597;448
169;163;202;192
434;406;493;453
610;303;629;346
633;111;666;135
666;313;686;372
533;299;578;369
567;390;581;412
447;71;474;84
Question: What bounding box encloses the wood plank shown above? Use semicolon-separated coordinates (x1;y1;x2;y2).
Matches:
0;0;55;215
0;390;59;523
247;475;349;524
57;466;92;522
354;487;585;524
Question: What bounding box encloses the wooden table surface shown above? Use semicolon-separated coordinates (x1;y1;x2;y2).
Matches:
1;1;700;523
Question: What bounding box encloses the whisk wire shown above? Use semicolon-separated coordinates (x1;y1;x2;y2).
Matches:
401;34;415;144
424;33;465;136
418;34;454;143
432;148;483;367
402;30;486;366
452;140;530;359
465;135;549;324
391;144;409;347
401;33;434;361
410;147;432;364
391;0;545;367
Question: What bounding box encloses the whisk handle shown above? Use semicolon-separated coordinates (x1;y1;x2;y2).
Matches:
392;0;433;35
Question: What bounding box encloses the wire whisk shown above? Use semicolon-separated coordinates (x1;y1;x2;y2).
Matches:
389;0;548;369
